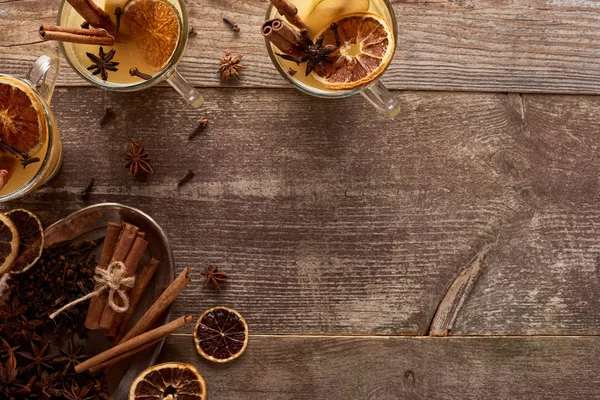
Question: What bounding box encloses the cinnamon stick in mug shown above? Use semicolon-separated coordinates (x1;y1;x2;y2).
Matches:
269;0;307;30
39;25;115;46
99;236;148;331
262;18;303;56
119;267;191;344
66;0;116;35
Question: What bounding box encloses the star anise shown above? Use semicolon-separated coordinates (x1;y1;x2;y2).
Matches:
36;370;63;398
86;47;119;81
219;50;244;83
201;266;230;292
0;339;19;361
17;340;55;375
11;317;43;344
61;381;95;400
125;139;153;177
55;338;88;374
277;26;340;76
0;353;34;397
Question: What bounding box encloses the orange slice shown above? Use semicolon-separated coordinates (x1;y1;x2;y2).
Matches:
124;0;180;70
5;209;44;274
0;78;46;155
0;212;20;275
194;306;248;363
313;13;395;90
129;362;207;400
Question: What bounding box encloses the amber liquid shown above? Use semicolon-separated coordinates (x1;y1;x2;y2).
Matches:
62;0;181;85
268;0;395;94
0;77;62;198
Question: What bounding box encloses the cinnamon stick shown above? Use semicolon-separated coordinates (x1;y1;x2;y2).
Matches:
99;236;148;331
113;258;160;343
262;18;304;56
66;0;116;35
89;338;162;372
119;267;191;344
85;222;121;330
75;315;193;374
270;0;307;30
85;223;139;330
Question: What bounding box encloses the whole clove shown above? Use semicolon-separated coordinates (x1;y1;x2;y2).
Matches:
114;7;123;34
288;68;297;76
223;17;240;33
99;104;114;126
178;170;195;187
81;21;90;29
188;27;198;37
79;178;94;199
129;67;152;80
188;118;208;139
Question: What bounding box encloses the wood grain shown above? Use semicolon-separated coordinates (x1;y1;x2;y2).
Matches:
2;88;599;335
159;335;600;399
1;0;600;92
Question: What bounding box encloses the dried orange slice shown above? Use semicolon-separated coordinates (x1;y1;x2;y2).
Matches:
129;362;207;400
124;0;180;70
0;78;46;155
194;306;248;363
5;209;44;274
313;13;395;90
0;213;20;275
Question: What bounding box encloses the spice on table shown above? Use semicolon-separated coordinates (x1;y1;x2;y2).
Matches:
223;17;240;33
99;104;113;126
188;118;208;140
125;139;153;177
86;47;119;81
178;170;195;187
129;67;152;80
201;265;230;292
79;178;94;199
188;26;197;37
219;50;244;83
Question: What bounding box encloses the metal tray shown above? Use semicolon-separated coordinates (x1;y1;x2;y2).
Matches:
44;202;175;399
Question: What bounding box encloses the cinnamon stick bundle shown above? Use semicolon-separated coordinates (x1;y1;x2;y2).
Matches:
66;0;116;35
119;267;191;344
113;258;161;343
262;18;304;56
85;223;138;330
270;0;307;30
39;25;115;46
75;315;193;374
99;236;148;332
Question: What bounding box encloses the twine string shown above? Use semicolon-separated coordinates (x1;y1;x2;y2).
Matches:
49;261;135;320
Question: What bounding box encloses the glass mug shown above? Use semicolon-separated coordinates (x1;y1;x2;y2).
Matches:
0;55;63;202
265;0;400;117
57;0;203;108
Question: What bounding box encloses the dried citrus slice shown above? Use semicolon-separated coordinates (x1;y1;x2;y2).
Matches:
0;77;46;154
312;13;395;90
0;213;20;275
194;306;248;363
129;362;207;400
5;209;44;274
124;0;180;70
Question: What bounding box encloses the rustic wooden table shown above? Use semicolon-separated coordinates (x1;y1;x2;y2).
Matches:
2;0;600;398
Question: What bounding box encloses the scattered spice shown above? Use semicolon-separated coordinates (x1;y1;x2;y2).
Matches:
80;21;90;29
0;241;108;398
129;67;152;80
288;67;297;76
188;27;197;37
86;47;119;81
114;7;123;34
0;139;40;168
223;17;240;33
99;104;114;126
201;266;230;292
219;50;243;83
79;178;94;200
20;157;40;167
188;118;208;140
177;170;195;187
277;28;338;76
125;139;153;177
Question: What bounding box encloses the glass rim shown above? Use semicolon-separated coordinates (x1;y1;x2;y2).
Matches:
264;0;398;99
57;0;189;92
0;75;55;201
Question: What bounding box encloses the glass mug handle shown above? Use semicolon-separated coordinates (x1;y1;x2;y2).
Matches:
166;69;204;108
360;80;401;118
25;54;60;104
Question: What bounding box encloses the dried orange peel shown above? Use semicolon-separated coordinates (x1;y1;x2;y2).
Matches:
5;209;44;274
129;362;207;400
194;306;249;363
0;213;20;275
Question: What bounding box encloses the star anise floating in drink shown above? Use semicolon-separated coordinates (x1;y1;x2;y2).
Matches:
125;139;153;177
86;47;119;81
277;26;339;76
219;50;244;83
201;266;231;292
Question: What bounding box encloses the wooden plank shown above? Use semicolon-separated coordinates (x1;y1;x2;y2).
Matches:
158;335;600;399
2;0;600;92
2;88;600;335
